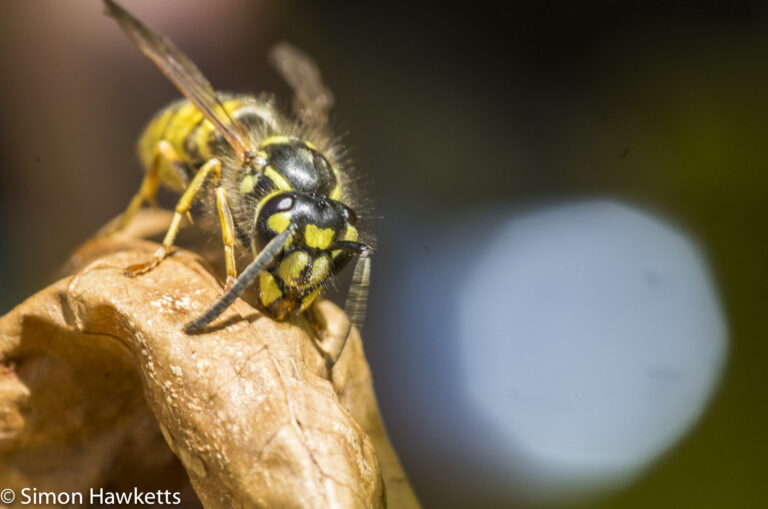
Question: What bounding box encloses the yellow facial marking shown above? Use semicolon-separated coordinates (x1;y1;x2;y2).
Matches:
267;212;291;233
278;251;310;284
304;140;318;150
260;135;293;147
264;166;292;191
239;175;255;194
299;287;322;312
304;224;335;249
329;184;342;201
343;225;359;242
259;272;283;307
309;256;331;287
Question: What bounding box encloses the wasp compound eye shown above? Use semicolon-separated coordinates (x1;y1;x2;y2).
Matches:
254;192;300;250
265;193;297;216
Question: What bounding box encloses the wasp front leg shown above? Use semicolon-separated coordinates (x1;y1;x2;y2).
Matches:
125;157;222;277
307;243;371;368
215;186;238;289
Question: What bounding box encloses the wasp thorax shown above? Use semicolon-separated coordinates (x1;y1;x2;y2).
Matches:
259;136;337;196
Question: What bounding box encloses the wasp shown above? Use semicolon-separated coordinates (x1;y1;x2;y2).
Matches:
103;0;371;359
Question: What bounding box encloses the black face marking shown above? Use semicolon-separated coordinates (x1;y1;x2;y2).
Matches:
262;139;336;195
253;192;352;254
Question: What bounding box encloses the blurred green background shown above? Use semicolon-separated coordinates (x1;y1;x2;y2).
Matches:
0;1;766;507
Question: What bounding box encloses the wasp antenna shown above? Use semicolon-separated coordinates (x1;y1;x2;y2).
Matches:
185;225;296;333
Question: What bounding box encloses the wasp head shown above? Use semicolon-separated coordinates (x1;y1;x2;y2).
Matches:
250;192;360;317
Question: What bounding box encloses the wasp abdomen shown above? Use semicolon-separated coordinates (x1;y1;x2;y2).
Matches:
137;94;278;190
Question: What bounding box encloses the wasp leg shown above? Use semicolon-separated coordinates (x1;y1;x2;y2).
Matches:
215;186;238;289
336;252;371;361
108;140;183;235
315;245;371;366
125;158;222;277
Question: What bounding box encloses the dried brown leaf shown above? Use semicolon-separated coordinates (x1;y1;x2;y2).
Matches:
0;210;419;509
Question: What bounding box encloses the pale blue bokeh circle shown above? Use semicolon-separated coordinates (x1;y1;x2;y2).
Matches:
456;201;727;499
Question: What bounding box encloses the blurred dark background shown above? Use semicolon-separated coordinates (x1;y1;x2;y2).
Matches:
1;1;767;507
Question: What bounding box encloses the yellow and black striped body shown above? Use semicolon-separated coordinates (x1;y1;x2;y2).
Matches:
137;94;360;319
138;94;279;191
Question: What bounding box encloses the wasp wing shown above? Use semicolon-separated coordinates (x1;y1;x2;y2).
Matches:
269;42;334;129
104;0;257;161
